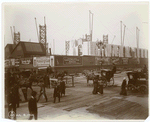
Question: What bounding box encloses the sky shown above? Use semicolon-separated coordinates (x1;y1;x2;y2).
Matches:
2;2;149;55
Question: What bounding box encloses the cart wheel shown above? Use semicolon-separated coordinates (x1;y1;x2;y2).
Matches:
139;85;147;94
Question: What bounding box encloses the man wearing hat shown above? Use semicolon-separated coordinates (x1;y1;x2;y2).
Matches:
53;82;60;103
28;91;38;120
59;77;66;97
92;75;99;94
37;78;48;102
120;77;127;96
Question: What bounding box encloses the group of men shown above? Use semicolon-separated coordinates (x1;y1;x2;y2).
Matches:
6;66;66;120
28;76;66;120
92;63;116;94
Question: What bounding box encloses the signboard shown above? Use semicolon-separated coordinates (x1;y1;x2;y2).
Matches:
95;57;111;65
33;56;50;67
55;56;82;66
128;58;139;65
122;58;128;64
103;35;108;45
10;59;15;66
111;57;121;65
50;56;54;67
20;58;32;65
15;59;20;66
140;58;148;65
63;57;82;65
83;56;95;66
5;59;11;67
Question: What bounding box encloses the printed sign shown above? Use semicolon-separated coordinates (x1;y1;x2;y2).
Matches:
50;56;54;67
63;57;82;65
83;56;95;66
5;59;11;67
15;59;20;66
128;58;140;65
10;59;15;66
20;58;32;65
33;56;50;67
111;57;121;65
95;57;111;65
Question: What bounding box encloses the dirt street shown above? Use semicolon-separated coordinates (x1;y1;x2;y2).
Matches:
5;72;148;120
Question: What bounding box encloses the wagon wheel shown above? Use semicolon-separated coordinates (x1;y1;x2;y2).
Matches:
99;77;107;88
127;84;136;92
139;85;147;94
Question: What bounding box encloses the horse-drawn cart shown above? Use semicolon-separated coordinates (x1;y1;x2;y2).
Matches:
127;71;148;94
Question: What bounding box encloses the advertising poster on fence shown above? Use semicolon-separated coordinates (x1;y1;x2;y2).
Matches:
95;57;111;65
50;56;54;67
83;56;95;66
55;56;82;66
5;59;11;67
128;58;140;65
20;58;33;65
63;57;82;66
111;57;121;65
33;56;50;67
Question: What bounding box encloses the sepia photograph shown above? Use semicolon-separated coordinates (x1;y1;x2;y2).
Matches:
2;1;149;121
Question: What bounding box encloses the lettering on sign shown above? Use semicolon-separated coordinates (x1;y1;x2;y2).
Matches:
5;60;10;67
21;59;32;65
63;57;82;65
15;59;20;66
111;58;120;65
36;57;50;67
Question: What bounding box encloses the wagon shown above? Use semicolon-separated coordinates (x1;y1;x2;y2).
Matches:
127;71;148;94
100;69;114;87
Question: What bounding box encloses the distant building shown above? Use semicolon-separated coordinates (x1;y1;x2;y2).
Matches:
6;41;46;59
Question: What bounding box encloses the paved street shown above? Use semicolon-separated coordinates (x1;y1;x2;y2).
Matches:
5;71;148;120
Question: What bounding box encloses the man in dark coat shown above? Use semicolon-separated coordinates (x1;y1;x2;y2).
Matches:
92;75;99;94
53;83;60;103
44;74;50;88
120;77;127;96
59;77;66;97
28;91;38;120
37;79;48;102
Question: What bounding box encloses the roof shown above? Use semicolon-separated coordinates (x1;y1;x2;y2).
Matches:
9;41;46;58
5;44;16;58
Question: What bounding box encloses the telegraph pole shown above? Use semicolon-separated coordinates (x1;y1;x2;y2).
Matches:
123;24;126;46
120;21;122;46
10;26;14;43
136;27;140;58
35;17;39;42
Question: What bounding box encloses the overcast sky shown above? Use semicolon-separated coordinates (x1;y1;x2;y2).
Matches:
3;2;149;54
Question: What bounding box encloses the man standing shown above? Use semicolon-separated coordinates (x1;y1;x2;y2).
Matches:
28;91;38;120
59;77;65;97
120;77;127;96
53;82;60;103
37;79;48;102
